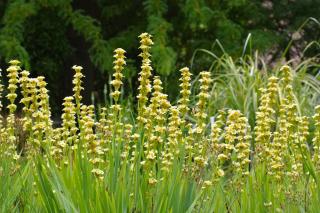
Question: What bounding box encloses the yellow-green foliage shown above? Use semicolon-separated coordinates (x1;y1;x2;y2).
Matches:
1;32;320;212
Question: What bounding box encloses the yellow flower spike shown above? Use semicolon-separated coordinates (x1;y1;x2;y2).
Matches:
111;48;126;103
210;110;226;155
280;65;293;87
72;65;84;119
96;107;109;150
137;33;153;126
19;70;31;115
233;116;251;178
61;96;77;153
155;93;170;137
144;76;169;148
20;78;38;133
6;63;20;111
27;76;53;154
110;48;126;129
288;116;309;180
5;60;21;159
120;124;133;160
254;76;279;164
148;76;163;122
194;71;212;135
143;77;171;180
80;105;104;171
108;59;125;156
129;132;141;172
161;106;182;173
188;71;212;177
178;67;192;120
278;65;300;180
268;100;289;181
299;116;309;143
138;33;154;55
268;132;285;181
216;110;251;183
